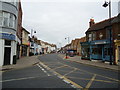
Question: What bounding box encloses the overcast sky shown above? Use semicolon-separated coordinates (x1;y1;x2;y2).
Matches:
21;0;119;48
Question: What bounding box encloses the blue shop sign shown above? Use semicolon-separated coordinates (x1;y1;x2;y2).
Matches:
0;33;16;40
91;39;110;45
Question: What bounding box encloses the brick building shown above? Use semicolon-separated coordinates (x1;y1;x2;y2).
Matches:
16;0;23;59
81;13;120;64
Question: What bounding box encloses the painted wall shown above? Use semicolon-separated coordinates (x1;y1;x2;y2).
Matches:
0;39;4;66
0;1;18;66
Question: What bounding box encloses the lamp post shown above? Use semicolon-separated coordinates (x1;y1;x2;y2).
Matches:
65;37;70;44
65;37;70;59
31;29;36;38
102;0;112;65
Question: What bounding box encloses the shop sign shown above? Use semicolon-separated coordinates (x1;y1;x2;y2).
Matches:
0;33;15;40
95;41;107;44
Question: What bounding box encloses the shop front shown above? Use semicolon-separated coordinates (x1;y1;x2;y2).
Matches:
114;40;120;64
80;42;90;60
90;39;112;62
0;33;16;66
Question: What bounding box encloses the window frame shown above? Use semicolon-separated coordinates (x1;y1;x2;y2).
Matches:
0;11;3;26
1;11;16;29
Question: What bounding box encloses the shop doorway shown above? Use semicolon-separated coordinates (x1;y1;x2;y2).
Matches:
4;47;11;65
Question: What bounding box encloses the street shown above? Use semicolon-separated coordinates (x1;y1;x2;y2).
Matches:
2;54;120;89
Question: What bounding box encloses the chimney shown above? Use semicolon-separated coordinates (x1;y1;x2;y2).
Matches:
89;19;95;27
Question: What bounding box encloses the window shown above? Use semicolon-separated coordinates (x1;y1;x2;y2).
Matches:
5;40;11;46
3;12;10;27
13;0;17;6
88;33;92;41
106;28;110;39
1;12;16;29
9;13;16;28
92;48;97;55
104;48;110;55
0;11;3;26
92;32;96;40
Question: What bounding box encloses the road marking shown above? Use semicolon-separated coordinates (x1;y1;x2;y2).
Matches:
71;85;77;88
39;61;83;88
85;74;96;88
63;68;77;76
53;69;85;74
59;62;120;82
1;76;41;83
66;76;118;83
52;65;67;70
63;79;70;84
37;64;51;76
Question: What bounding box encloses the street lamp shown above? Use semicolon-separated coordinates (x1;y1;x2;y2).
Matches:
102;0;112;65
65;37;70;44
31;29;36;38
65;37;70;59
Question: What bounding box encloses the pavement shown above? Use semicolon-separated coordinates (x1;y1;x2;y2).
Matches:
58;54;120;71
0;54;119;71
0;55;40;71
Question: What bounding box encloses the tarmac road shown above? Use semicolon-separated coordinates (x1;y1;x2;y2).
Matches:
2;53;120;89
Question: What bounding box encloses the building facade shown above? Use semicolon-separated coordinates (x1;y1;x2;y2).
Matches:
16;0;22;59
21;27;30;57
81;14;120;64
0;1;19;66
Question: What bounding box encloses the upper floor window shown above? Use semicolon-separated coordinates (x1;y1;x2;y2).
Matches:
0;11;3;26
4;0;17;6
88;33;92;41
106;28;110;39
0;11;16;29
87;32;96;41
92;32;96;40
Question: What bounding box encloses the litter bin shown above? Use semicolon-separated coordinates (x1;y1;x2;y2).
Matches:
13;55;17;64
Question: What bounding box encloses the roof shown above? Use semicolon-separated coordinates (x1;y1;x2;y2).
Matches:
87;17;115;32
22;27;30;34
112;13;120;23
86;13;120;33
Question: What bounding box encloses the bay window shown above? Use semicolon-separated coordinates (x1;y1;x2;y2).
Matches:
0;11;3;26
0;11;16;29
3;12;9;27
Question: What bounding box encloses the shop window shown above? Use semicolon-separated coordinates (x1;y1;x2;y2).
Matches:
104;48;110;55
92;48;97;54
98;47;102;55
5;40;11;46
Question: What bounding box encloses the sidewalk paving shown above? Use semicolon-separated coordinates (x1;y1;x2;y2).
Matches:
58;54;119;71
0;55;40;71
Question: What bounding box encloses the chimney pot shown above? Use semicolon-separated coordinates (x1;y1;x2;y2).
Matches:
89;18;95;27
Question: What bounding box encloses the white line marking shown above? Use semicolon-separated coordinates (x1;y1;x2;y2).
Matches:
71;85;76;88
1;76;39;83
37;64;51;76
63;79;70;84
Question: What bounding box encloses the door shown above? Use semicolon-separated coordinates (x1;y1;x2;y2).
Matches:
4;47;11;65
